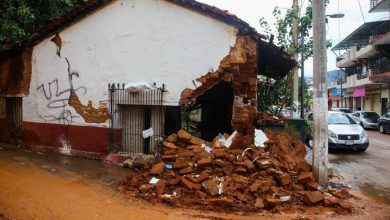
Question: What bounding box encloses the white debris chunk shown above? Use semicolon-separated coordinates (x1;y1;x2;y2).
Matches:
224;131;237;148
254;129;268;148
142;128;154;138
280;196;291;202
125;82;155;93
201;144;213;154
149;177;160;185
261;160;270;165
162;191;177;198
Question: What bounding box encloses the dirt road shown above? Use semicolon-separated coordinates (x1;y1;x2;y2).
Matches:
0;146;389;220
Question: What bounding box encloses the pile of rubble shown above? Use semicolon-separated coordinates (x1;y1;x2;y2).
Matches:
119;129;353;213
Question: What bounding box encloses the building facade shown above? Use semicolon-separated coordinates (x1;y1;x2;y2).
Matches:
0;0;294;158
329;0;390;114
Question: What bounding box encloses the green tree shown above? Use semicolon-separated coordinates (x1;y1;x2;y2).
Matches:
258;0;332;113
0;0;87;47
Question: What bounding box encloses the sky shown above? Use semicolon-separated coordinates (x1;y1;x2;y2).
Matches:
197;0;388;77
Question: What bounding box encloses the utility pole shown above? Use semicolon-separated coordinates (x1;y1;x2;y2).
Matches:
292;0;299;118
312;0;328;186
300;31;305;119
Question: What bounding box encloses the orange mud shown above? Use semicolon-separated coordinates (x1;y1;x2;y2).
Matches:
0;153;389;220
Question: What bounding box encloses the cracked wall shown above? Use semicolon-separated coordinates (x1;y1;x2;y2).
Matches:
180;35;258;138
68;91;109;123
0;50;32;96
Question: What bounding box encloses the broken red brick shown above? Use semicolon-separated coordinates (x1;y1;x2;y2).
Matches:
202;179;219;196
138;184;154;193
229;149;242;155
162;155;176;161
177;150;194;157
173;161;190;169
324;196;338;207
255;198;265;208
265;197;281;208
186;171;210;183
197;158;212;169
249;181;261;192
225;154;236;162
305;182;320;191
213;149;226;158
166;134;177;142
163;149;177;155
190;136;206;145
297;161;312;172
232;174;249;189
303;191;324;205
235;192;247;202
155;179;167;195
277;174;291;186
169;177;180;186
195;190;206;200
210;198;233;206
214;159;226;168
336;200;353;211
179;166;193;175
298;172;314;184
187;145;201;150
163;141;178;149
180;177;201;190
244;159;255;171
150;162;165;175
177;129;192;140
193;148;205;154
235;166;247;174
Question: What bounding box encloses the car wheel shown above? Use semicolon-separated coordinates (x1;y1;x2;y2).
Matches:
380;125;385;134
357;148;367;152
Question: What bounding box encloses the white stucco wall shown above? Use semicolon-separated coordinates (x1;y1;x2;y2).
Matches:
24;0;238;126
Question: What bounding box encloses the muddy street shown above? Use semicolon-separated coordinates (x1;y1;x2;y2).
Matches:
326;130;390;206
0;145;390;220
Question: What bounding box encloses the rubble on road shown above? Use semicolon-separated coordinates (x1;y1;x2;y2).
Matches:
119;129;355;213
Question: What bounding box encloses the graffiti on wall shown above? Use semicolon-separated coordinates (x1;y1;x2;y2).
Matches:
37;58;86;124
37;58;109;124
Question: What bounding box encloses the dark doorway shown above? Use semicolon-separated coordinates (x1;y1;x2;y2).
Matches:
382;98;388;115
196;81;234;141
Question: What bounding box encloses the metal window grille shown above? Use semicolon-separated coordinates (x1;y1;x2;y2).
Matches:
108;83;165;155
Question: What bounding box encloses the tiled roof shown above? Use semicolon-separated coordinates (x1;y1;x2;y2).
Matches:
0;0;263;54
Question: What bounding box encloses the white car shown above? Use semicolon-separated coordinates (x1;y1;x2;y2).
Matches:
306;111;369;152
351;111;380;129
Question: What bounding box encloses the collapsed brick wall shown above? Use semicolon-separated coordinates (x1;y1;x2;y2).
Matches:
180;36;258;137
0;49;32;96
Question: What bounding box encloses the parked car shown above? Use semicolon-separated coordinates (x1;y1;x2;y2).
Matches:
351;111;380;129
306;111;369;152
331;108;352;114
379;112;390;134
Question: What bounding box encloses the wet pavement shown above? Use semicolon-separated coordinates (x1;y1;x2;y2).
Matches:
307;130;390;206
0;146;130;187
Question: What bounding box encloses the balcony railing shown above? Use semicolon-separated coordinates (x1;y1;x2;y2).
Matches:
370;20;390;43
369;56;390;76
371;0;379;9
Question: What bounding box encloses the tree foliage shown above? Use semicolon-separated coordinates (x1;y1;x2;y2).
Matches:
258;1;332;113
0;0;87;46
259;0;332;61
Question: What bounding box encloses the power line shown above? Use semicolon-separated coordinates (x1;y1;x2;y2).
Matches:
357;0;366;23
